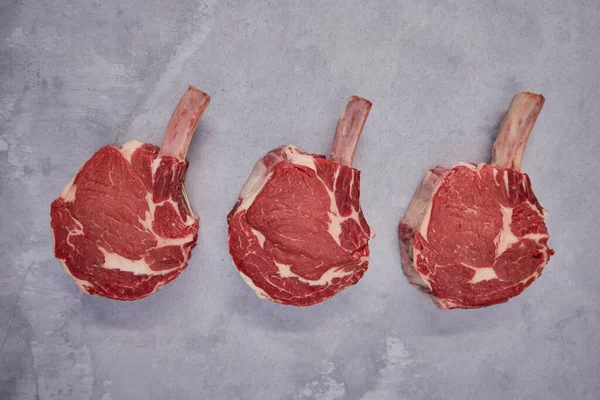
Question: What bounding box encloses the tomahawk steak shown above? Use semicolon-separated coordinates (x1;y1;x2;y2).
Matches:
228;96;375;306
399;92;554;309
50;86;210;300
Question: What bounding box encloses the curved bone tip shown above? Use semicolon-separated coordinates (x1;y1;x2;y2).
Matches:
187;85;211;102
515;91;545;104
349;95;373;108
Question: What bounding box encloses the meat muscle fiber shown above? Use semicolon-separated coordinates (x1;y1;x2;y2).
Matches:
50;86;210;300
399;92;554;309
228;96;375;306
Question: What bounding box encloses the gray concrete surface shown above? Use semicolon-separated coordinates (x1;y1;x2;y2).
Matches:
1;1;599;399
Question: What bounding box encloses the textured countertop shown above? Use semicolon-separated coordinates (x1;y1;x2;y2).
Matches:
1;1;599;399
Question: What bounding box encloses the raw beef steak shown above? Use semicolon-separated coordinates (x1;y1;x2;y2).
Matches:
50;86;210;300
399;92;554;309
228;96;375;306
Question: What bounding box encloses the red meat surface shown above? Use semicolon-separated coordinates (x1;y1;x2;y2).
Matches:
399;92;554;309
228;97;375;306
50;86;209;300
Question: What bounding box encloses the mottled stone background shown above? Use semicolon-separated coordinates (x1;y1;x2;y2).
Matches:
1;1;599;399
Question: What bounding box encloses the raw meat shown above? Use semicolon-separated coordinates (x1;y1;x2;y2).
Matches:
399;92;554;309
228;96;375;306
50;86;210;300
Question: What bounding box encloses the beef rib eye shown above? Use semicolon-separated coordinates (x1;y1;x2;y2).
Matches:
50;86;210;300
228;96;375;306
399;92;554;309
